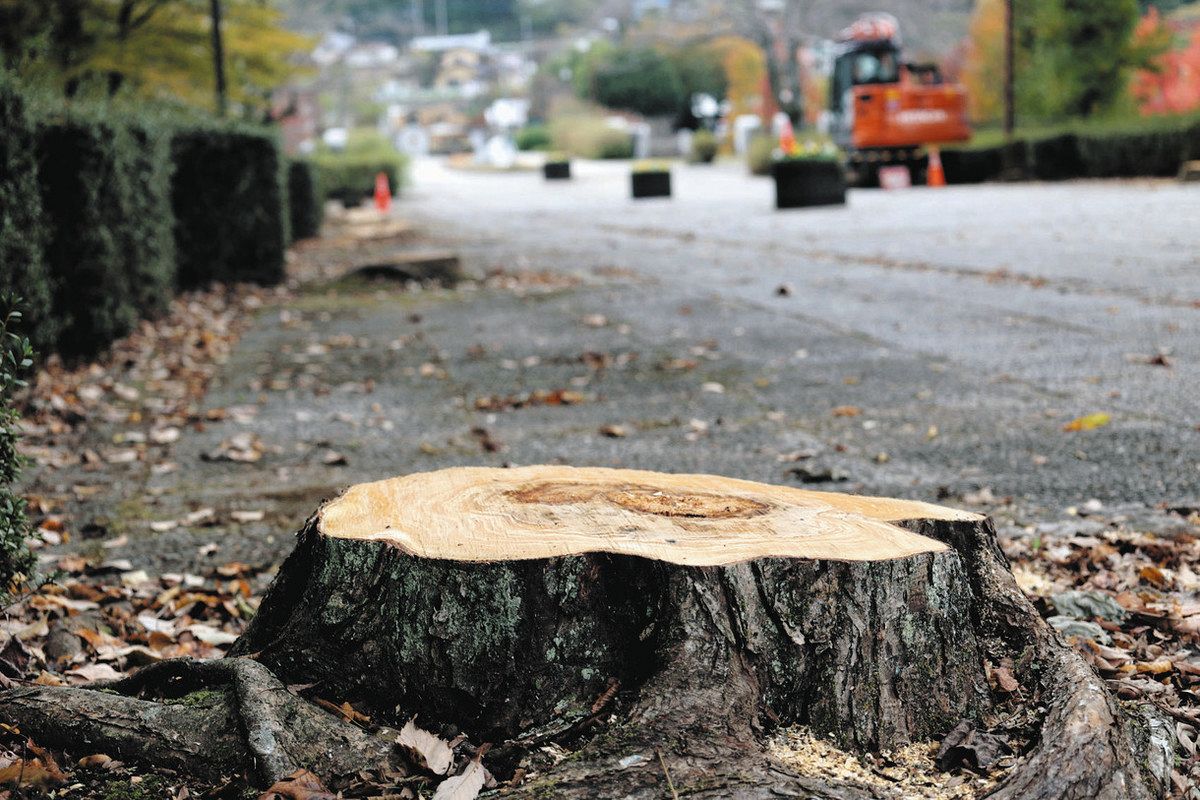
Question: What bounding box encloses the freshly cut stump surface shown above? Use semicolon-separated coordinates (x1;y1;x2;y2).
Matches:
317;465;969;563
230;466;1165;799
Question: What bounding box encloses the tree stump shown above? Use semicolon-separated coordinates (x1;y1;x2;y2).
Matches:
232;466;1166;798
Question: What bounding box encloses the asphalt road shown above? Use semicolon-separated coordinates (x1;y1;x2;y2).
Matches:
395;158;1200;525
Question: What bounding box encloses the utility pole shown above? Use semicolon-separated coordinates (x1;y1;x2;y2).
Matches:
209;0;227;117
411;0;424;35
1003;0;1014;138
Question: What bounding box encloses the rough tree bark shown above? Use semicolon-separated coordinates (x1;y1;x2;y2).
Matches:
229;466;1167;798
0;466;1169;797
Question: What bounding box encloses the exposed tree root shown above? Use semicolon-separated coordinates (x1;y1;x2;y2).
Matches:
0;657;403;787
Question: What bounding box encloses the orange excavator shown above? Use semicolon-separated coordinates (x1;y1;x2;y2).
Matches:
824;13;970;185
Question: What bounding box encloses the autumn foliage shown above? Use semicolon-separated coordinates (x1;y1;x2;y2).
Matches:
1133;8;1200;115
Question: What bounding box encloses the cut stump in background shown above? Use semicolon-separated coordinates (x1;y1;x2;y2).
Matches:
229;466;1167;798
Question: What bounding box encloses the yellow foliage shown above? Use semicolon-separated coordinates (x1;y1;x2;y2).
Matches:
710;35;766;122
21;0;311;112
964;0;1006;123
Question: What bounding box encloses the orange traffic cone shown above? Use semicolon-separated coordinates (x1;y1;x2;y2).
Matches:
926;148;946;187
778;117;797;156
373;171;392;213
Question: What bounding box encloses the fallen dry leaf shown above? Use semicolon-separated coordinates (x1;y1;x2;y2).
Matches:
397;718;455;776
433;759;487;800
0;758;66;789
1063;412;1111;432
258;769;336;800
66;663;124;683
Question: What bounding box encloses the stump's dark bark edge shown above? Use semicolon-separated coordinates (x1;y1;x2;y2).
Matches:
230;515;1169;799
0;513;1167;797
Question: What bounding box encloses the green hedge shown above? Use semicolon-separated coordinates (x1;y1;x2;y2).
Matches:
944;117;1200;184
288;159;323;241
171;127;288;289
0;76;295;360
1076;127;1195;178
124;122;176;318
0;295;36;601
0;75;55;353
312;151;405;207
35;115;140;359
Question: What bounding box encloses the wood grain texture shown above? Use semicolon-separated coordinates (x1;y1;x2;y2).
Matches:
318;465;979;565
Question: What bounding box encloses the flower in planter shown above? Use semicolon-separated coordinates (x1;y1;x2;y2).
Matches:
632;159;672;174
774;139;841;164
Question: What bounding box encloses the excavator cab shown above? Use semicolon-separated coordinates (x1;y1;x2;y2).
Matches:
824;13;970;184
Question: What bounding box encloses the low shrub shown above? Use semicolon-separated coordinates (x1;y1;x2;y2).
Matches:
597;134;634;159
171;126;288;288
0;295;37;602
747;134;775;176
515;124;552;151
0;76;55;353
35;114;139;359
548;113;634;159
288;159;323;241
689;129;718;164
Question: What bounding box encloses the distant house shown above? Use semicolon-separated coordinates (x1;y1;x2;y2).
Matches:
436;48;483;89
345;42;399;69
411;30;492;55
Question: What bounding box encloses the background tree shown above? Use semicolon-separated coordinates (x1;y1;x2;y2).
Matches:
668;41;728;101
581;44;685;117
0;0;310;113
726;0;805;124
966;0;1163;122
963;0;1006;122
1131;5;1200;114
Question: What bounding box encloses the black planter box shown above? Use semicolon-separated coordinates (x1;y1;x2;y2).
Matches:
771;159;846;209
543;161;571;180
631;170;671;199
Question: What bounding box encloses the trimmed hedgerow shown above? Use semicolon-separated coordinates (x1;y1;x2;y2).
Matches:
4;75;295;360
122;122;177;318
0;75;55;353
287;159;323;242
171;127;288;289
1027;134;1085;181
1075;127;1194;178
945;115;1200;183
0;295;36;602
34;114;139;359
941;145;1004;184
